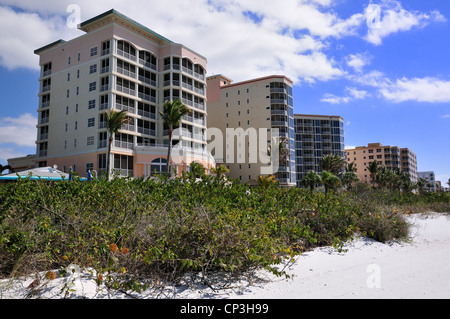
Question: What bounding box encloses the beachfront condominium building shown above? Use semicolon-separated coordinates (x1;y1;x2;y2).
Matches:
418;171;436;192
12;9;214;177
294;114;345;187
346;143;418;184
206;75;296;187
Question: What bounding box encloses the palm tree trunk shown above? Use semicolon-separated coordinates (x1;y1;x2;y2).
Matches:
107;135;113;180
166;129;172;177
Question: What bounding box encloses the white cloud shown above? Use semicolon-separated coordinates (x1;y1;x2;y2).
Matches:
0;6;81;70
380;77;450;103
321;87;369;104
346;53;371;73
442;114;450;119
0;0;360;83
364;0;446;45
0;113;37;147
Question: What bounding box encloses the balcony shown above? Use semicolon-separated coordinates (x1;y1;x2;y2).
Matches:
137;109;157;120
117;66;136;79
117;49;136;62
98;140;107;149
137;127;156;136
114;140;134;150
116;85;136;97
271;109;288;116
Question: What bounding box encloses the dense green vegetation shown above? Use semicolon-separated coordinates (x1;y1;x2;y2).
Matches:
0;167;448;295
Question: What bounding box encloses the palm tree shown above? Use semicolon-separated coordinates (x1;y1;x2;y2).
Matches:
368;160;379;188
256;174;276;189
160;99;192;176
277;136;291;168
211;164;229;181
320;154;345;176
343;170;359;190
302;171;322;193
105;109;129;179
321;171;341;195
345;161;357;173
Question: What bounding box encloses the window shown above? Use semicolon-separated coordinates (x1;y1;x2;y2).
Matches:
90;47;98;57
76;87;79;95
74;139;77;148
68;57;71;65
88;118;95;127
75;104;79;113
89;82;97;91
85;163;94;173
67;90;70;98
65;123;68;132
64;140;67;149
67;73;70;81
77;70;80;78
66;107;69;115
148;158;167;176
88;100;96;109
77;52;81;61
74;121;78;130
87;136;95;146
90;64;97;74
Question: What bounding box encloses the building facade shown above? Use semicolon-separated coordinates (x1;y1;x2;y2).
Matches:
294;114;345;187
206;75;296;187
346;143;418;184
16;9;214;177
418;171;436;192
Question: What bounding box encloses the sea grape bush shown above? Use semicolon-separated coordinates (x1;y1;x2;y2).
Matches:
0;172;445;292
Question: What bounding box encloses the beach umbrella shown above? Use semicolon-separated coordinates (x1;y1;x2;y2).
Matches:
87;171;92;182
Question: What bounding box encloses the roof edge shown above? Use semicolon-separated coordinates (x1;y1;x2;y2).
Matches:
34;39;66;55
79;9;173;45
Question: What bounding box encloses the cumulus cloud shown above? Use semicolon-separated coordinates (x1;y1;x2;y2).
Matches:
379;77;450;103
346;53;372;73
321;87;369;104
0;113;37;147
364;0;446;45
0;0;364;83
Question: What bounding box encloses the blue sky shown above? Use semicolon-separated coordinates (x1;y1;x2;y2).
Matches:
0;0;449;184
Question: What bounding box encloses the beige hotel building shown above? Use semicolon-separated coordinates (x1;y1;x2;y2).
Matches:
9;9;215;177
206;74;296;187
346;143;418;184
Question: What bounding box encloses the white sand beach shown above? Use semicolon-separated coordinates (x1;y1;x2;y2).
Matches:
1;212;449;299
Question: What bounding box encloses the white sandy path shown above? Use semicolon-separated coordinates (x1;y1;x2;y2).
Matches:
218;213;450;299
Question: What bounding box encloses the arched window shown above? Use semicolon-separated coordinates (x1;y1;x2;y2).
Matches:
139;51;157;71
150;158;167;176
117;40;136;60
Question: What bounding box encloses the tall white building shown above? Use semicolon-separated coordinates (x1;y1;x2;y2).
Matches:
9;9;214;177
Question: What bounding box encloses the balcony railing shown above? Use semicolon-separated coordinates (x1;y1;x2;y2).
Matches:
117;49;136;62
116;85;136;96
139;59;157;71
98;140;107;149
137;109;157;120
137;127;156;136
114;140;134;150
